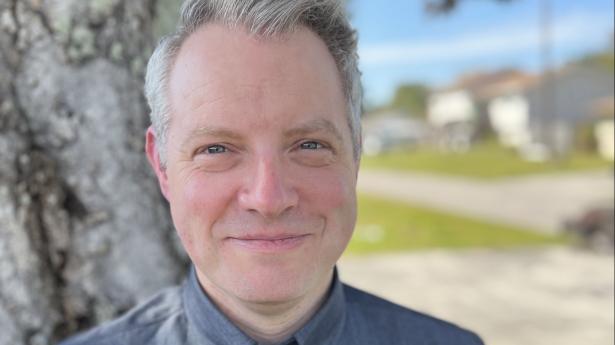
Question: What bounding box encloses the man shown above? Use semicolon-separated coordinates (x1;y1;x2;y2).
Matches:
61;0;483;344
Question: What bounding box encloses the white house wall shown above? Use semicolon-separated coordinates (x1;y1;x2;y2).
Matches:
595;120;615;161
488;94;532;147
428;90;476;127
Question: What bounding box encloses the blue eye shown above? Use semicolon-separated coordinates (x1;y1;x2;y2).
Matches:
206;145;227;154
300;141;323;150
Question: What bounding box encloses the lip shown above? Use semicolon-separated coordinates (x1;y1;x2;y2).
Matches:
226;234;310;252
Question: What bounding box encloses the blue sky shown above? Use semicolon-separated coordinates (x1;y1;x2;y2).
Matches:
348;0;615;106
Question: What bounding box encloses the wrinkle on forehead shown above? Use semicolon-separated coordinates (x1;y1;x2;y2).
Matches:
182;81;269;116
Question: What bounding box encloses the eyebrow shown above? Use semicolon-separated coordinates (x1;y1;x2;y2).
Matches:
180;126;243;151
284;118;344;143
180;117;344;150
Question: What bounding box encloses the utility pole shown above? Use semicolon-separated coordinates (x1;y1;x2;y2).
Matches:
539;0;566;161
539;0;552;154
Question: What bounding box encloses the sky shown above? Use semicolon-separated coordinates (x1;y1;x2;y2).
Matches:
348;0;615;107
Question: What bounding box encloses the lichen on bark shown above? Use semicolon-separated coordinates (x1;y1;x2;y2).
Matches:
0;1;188;343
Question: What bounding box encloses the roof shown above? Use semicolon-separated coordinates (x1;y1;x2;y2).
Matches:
435;69;539;100
590;96;615;118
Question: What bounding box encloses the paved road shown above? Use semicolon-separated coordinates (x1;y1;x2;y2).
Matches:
338;247;614;345
357;169;614;233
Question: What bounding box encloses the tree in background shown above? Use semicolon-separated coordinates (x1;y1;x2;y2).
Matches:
0;1;187;343
390;84;429;118
573;34;614;72
425;0;513;13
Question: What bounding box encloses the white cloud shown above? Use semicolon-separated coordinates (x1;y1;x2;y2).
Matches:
359;11;613;66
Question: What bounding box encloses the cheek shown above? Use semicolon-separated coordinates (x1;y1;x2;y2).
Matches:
320;176;354;213
301;168;357;234
167;170;235;251
305;169;357;266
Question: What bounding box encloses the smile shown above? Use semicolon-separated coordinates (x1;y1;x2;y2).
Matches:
226;234;310;252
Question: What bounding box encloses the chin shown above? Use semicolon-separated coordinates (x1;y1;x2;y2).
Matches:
227;261;322;304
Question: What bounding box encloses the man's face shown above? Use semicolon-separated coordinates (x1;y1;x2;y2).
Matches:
147;24;358;303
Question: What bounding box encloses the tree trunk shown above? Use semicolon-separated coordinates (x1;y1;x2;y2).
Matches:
0;1;188;344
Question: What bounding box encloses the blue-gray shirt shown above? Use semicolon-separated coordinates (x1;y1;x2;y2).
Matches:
60;267;483;345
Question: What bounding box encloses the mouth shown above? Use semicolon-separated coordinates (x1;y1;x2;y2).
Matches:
226;234;311;252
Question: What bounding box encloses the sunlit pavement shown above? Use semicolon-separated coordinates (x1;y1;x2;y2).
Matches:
339;247;614;345
357;169;614;234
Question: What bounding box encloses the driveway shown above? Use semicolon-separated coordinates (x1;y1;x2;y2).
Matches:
357;169;614;233
338;247;614;345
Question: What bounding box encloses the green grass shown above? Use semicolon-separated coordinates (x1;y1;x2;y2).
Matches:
360;142;612;179
346;194;568;255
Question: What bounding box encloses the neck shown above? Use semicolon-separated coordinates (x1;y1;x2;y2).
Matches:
196;270;333;344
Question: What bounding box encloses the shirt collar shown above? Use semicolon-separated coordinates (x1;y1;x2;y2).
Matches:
293;268;346;345
182;266;346;345
183;267;255;344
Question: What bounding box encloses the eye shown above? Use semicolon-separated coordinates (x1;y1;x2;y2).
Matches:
299;141;324;150
292;140;335;167
198;144;228;155
193;144;238;172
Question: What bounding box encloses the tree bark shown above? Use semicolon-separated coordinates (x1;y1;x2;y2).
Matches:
0;1;187;343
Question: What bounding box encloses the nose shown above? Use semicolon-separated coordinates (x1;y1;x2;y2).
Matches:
238;156;299;219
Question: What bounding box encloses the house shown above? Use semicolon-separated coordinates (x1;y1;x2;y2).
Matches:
430;65;614;159
427;70;534;151
591;96;615;160
521;65;615;157
487;65;614;159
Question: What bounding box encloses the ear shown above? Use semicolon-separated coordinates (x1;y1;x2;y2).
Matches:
145;126;171;201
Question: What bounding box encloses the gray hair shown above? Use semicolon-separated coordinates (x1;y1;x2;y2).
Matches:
144;0;362;166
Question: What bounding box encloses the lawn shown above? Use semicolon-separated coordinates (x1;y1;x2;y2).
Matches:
360;142;612;179
346;194;568;255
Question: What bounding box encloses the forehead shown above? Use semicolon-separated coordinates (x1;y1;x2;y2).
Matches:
166;23;348;134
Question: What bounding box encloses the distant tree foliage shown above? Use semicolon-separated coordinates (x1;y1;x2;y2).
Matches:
391;84;429;118
574;48;615;72
425;0;514;13
153;0;183;38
